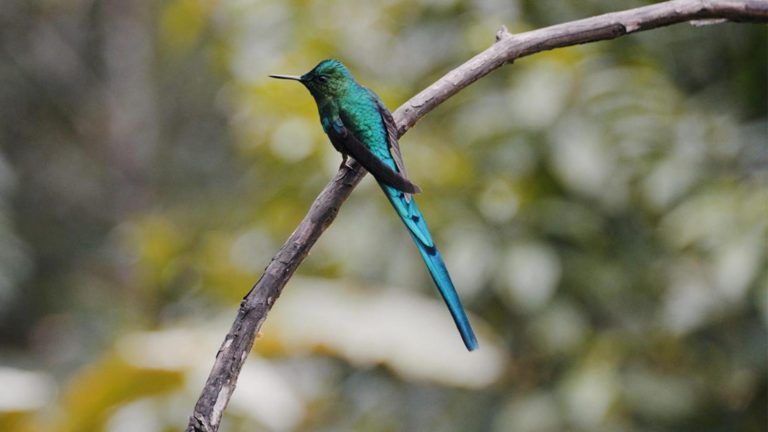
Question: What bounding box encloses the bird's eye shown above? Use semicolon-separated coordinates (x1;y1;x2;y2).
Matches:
316;75;328;83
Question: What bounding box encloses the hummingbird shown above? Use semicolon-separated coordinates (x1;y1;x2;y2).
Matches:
270;59;478;351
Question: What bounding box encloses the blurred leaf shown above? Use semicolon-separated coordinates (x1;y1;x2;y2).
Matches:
58;354;183;432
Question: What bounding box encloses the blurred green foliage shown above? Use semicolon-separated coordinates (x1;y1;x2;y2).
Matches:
0;0;765;431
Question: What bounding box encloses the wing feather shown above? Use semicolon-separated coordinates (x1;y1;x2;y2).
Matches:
368;90;414;201
328;117;420;194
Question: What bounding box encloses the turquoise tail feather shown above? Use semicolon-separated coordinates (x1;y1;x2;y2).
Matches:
380;184;479;351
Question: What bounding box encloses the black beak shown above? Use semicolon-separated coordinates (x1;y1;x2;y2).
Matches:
268;74;303;81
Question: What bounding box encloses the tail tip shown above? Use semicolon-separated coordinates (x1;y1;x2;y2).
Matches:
463;333;479;351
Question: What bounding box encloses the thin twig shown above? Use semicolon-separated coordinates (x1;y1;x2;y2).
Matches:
186;1;767;430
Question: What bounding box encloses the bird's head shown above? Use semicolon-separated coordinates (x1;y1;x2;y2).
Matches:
270;59;355;99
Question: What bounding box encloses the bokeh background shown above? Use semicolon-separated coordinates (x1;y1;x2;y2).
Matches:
0;0;766;431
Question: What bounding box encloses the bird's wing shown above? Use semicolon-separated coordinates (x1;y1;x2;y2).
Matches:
367;89;415;201
328;116;421;194
372;95;408;177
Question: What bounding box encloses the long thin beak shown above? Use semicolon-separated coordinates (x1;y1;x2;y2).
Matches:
268;74;303;81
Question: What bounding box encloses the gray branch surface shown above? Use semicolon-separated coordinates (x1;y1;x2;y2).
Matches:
186;1;767;430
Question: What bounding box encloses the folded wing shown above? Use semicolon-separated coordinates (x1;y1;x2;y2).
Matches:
327;116;421;194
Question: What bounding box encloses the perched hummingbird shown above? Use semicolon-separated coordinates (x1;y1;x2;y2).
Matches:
270;59;478;351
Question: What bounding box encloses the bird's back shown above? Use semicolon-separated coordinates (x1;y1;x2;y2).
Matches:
338;87;394;165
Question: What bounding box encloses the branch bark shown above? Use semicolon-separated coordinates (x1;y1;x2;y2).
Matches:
186;1;767;430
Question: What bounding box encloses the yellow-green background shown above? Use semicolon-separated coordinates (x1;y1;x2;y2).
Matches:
0;0;765;431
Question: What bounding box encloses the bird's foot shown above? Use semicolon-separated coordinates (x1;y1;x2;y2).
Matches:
339;155;350;170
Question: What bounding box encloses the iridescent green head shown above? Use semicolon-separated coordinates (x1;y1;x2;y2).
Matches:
269;59;355;99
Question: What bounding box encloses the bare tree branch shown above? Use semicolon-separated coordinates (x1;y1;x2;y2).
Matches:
186;1;767;430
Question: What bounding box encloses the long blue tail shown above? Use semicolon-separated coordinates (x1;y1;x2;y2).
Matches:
380;184;478;351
